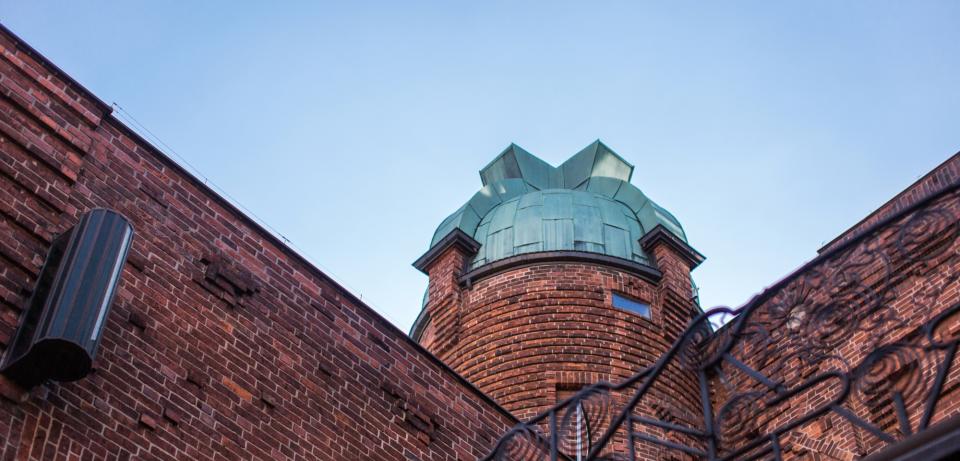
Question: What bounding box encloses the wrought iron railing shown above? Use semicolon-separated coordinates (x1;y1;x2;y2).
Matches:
482;179;960;461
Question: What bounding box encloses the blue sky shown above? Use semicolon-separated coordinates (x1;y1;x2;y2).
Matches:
4;1;958;331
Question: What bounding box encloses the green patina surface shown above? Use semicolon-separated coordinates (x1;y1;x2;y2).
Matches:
428;141;688;270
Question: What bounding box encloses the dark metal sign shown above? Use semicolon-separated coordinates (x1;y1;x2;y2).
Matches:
2;209;134;388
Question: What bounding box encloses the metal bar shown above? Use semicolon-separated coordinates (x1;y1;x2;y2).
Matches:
584;405;593;455
861;411;960;461
893;391;912;437
584;322;703;458
725;373;850;460
831;405;897;444
550;410;558;461
921;341;957;430
723;353;783;392
479;182;960;460
771;434;781;461
699;369;717;460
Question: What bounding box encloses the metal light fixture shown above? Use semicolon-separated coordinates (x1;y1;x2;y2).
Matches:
2;209;133;387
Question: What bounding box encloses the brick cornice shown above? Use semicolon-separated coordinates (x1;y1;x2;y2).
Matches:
412;228;481;274
0;23;113;118
0;23;523;442
639;225;706;270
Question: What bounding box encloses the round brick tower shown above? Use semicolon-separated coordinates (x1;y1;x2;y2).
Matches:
411;142;705;432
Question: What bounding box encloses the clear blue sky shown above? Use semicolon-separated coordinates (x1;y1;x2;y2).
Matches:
4;2;958;331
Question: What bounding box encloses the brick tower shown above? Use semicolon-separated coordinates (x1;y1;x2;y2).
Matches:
412;141;706;430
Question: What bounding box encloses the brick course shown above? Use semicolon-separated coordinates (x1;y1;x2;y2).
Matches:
699;157;960;460
4;19;960;461
0;24;513;461
417;227;705;458
819;153;960;254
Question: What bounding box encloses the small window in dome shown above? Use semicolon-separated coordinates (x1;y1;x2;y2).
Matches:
612;293;650;318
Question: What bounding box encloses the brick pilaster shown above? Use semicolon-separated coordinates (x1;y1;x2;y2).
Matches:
639;225;705;302
412;229;480;359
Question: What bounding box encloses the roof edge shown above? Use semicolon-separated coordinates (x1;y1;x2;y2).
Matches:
818;151;960;254
0;22;521;427
712;176;960;339
594;139;635;181
413;228;481;274
0;22;113;116
639;224;706;269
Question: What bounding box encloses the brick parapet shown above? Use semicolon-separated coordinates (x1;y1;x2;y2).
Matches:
0;23;514;460
819;153;960;254
421;257;702;457
420;243;473;357
706;180;960;460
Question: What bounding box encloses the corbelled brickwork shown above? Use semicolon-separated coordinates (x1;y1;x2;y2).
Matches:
0;24;513;461
421;241;475;359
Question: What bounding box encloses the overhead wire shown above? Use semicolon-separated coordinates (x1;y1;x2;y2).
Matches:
110;103;403;326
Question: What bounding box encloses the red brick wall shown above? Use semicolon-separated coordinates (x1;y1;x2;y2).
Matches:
819;153;960;254
418;237;704;458
421;246;472;359
0;25;513;461
419;152;960;459
456;263;684;419
702;164;960;460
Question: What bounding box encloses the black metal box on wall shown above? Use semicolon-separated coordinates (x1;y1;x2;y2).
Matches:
1;209;134;388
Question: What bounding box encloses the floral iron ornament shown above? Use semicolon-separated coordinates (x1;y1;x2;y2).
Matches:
482;179;960;461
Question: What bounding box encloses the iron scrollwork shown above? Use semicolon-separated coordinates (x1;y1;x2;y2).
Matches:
482;180;960;460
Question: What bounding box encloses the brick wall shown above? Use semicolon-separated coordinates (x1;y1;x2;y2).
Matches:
421;245;472;359
700;157;960;460
442;150;960;459
456;262;694;419
417;229;705;458
0;24;514;461
819;153;960;254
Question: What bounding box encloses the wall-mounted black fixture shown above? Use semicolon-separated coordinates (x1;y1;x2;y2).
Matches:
1;209;133;388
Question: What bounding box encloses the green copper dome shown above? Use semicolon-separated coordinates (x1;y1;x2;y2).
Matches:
428;141;688;270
